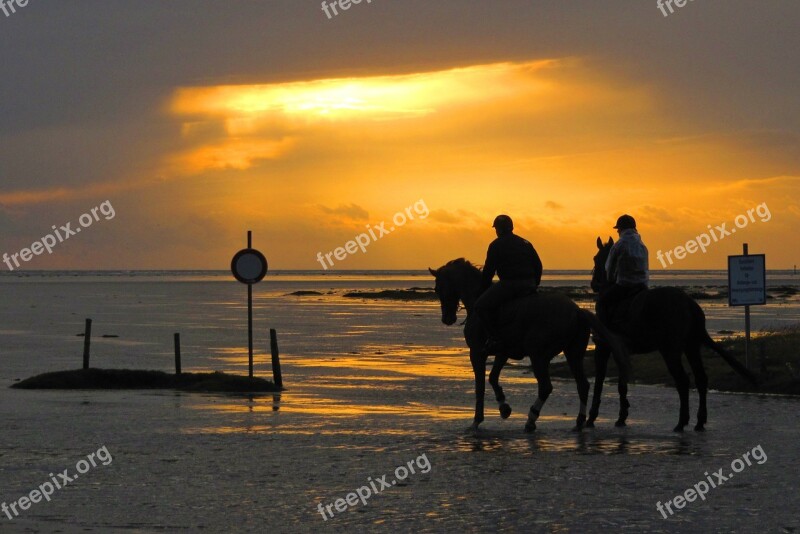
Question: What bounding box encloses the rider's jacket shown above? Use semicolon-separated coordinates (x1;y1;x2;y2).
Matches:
606;228;649;287
481;233;543;291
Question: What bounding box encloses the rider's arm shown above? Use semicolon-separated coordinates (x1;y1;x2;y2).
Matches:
481;243;497;291
531;246;543;287
605;244;619;284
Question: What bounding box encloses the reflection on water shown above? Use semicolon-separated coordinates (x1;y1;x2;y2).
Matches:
289;346;470;379
193;394;472;420
287;346;537;387
182;424;427;437
455;431;708;456
183;340;721;456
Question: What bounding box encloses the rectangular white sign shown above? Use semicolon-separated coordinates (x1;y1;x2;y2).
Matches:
728;254;766;306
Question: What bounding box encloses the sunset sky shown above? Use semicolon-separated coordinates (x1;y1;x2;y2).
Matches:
1;1;798;270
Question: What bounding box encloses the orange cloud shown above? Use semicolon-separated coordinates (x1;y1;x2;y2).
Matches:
166;137;295;174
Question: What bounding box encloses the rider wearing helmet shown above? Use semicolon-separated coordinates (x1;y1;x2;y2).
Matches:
597;214;649;329
474;215;543;352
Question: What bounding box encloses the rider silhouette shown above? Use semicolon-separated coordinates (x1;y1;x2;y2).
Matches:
597;214;649;330
474;215;543;352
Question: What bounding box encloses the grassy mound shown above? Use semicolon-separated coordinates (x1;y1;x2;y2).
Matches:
343;289;437;301
549;328;800;395
11;369;280;392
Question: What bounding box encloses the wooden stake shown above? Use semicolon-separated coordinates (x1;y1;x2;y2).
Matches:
174;333;182;375
743;243;751;369
82;318;92;370
270;328;283;388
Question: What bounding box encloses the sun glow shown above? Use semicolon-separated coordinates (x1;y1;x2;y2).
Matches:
170;60;558;125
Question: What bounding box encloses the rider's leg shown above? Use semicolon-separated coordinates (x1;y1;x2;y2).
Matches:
474;282;512;346
597;283;627;328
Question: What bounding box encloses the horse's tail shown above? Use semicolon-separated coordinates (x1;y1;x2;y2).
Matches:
689;301;757;385
699;323;758;386
580;309;630;384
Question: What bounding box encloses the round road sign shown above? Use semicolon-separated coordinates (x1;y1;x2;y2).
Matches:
231;248;268;284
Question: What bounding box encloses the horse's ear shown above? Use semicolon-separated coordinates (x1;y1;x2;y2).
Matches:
607;236;614;246
428;267;438;277
596;237;603;250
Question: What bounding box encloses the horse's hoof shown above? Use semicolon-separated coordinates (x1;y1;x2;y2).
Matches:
694;424;705;432
574;414;586;431
524;423;536;433
585;420;595;428
673;425;685;433
499;403;512;419
466;423;481;435
614;419;626;427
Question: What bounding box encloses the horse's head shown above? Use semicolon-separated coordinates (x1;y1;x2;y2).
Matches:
591;236;614;293
429;258;479;325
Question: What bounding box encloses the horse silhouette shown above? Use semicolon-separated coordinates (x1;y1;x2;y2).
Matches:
429;258;628;433
590;237;756;431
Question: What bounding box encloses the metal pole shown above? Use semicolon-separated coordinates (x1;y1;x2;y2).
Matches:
743;243;750;369
248;283;254;378
82;318;92;369
247;230;254;378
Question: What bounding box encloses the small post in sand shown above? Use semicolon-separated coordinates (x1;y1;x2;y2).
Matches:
270;328;283;388
174;333;182;375
82;318;92;369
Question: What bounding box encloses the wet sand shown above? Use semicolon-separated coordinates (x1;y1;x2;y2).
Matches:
3;350;800;532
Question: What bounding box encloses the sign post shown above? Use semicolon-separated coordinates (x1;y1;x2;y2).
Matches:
727;244;766;369
231;231;268;377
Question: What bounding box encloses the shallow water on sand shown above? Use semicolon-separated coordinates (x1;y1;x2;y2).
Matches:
1;276;799;532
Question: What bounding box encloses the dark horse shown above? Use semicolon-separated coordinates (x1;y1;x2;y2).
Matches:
589;237;757;432
429;258;628;433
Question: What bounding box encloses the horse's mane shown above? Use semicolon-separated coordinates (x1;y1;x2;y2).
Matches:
443;258;483;273
445;257;472;267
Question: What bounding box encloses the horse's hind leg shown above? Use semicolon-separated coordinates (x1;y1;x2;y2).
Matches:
616;371;630;428
587;345;610;427
565;347;590;431
488;353;512;419
686;345;708;431
525;355;553;433
663;351;691;432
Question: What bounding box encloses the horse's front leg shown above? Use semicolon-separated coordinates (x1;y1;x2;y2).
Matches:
468;348;487;434
488;353;512;419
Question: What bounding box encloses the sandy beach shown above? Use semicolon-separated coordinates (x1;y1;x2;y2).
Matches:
1;273;799;532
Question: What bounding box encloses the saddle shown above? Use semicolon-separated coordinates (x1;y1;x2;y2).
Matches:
485;291;538;359
607;287;647;335
495;290;537;327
